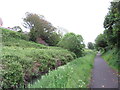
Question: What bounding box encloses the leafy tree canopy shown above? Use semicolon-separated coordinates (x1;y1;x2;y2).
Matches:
95;34;108;51
57;32;85;57
87;42;94;50
23;12;61;46
103;2;120;48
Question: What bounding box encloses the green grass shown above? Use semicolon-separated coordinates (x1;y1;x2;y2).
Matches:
83;48;97;55
102;48;119;71
1;47;76;88
1;28;47;49
1;28;76;88
1;28;69;50
1;27;29;40
28;52;96;88
1;28;96;88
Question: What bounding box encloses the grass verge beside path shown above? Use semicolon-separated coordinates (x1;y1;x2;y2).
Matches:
102;48;119;71
29;52;96;88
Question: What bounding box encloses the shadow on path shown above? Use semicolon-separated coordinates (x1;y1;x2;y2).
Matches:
91;53;118;88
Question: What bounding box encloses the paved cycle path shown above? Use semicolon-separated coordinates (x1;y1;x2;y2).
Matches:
91;53;119;88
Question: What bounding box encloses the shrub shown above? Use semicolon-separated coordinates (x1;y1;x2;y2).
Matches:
57;33;85;57
1;62;24;88
1;46;76;88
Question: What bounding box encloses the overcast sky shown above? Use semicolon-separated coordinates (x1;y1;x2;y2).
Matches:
0;0;113;45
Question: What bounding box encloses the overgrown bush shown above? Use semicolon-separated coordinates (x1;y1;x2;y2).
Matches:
57;33;85;57
1;62;24;88
1;46;76;88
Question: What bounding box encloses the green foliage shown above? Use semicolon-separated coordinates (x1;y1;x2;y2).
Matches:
1;28;29;41
1;62;24;88
83;48;96;55
95;34;108;51
103;2;120;48
3;37;47;49
23;12;61;46
87;42;94;50
1;28;76;88
44;32;61;46
1;28;47;48
1;46;75;88
57;33;85;57
95;2;120;51
94;2;120;74
102;48;119;71
28;52;96;88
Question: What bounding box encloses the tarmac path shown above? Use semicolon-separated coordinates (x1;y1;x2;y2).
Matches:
91;53;119;88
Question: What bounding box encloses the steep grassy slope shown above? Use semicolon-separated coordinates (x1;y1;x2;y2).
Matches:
2;28;47;49
0;28;76;88
0;28;96;88
102;48;119;71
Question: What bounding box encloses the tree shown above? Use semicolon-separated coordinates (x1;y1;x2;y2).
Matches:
95;34;108;51
23;12;60;46
45;32;61;46
87;42;94;50
57;32;84;57
103;2;120;48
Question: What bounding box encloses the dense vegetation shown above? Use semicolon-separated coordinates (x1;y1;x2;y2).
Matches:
95;1;120;51
2;28;47;49
95;1;120;71
57;33;85;57
1;1;119;89
29;50;96;88
23;12;61;46
103;2;120;48
0;25;95;89
87;42;94;50
102;48;119;70
95;34;108;51
1;28;76;88
22;12;85;58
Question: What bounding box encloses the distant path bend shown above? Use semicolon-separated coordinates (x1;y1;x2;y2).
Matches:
91;53;118;88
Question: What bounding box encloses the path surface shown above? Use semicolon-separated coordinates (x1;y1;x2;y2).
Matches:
91;53;118;88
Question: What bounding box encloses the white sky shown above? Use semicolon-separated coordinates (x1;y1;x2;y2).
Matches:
0;0;113;45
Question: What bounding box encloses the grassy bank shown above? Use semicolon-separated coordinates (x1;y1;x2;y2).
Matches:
1;28;96;88
0;28;76;88
28;51;96;88
102;48;119;71
1;28;47;49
